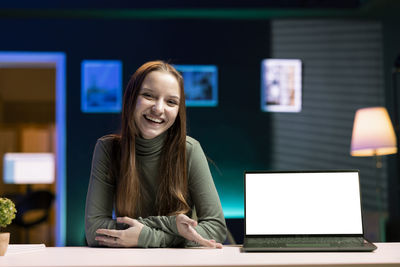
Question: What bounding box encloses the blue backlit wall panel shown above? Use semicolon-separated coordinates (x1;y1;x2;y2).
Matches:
81;60;122;113
174;65;218;107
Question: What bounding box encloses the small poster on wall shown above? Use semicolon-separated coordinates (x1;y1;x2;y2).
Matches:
81;60;122;113
261;59;302;112
174;65;218;107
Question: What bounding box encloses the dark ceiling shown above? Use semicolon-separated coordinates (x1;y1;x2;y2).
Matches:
0;0;397;19
0;0;365;9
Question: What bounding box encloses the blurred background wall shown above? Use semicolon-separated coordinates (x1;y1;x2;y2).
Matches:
0;0;400;245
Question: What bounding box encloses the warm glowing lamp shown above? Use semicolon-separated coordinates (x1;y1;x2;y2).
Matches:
351;107;397;164
351;107;397;241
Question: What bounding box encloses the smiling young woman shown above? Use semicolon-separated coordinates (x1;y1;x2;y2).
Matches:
85;61;227;248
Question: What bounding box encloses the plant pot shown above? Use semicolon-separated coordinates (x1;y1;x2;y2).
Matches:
0;232;10;256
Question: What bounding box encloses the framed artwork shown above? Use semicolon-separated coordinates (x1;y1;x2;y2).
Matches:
174;64;218;107
261;59;302;112
81;60;122;113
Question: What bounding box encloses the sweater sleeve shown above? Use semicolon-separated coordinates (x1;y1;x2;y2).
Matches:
136;216;185;247
186;139;227;245
85;138;117;246
136;138;227;247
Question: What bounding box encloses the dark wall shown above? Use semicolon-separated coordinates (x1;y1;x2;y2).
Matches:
382;16;400;241
0;18;271;245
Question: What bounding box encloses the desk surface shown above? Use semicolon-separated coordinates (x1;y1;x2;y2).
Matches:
1;243;400;267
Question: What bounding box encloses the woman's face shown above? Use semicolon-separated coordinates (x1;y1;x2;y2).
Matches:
134;71;181;139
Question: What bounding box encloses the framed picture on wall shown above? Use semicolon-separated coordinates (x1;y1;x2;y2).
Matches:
81;60;122;113
174;65;218;107
261;59;302;112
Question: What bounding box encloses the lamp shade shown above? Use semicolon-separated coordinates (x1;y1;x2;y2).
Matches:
351;107;397;156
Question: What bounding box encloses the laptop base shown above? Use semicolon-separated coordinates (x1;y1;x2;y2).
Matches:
242;239;377;252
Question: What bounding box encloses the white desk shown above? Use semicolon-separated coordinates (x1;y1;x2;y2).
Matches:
1;243;400;267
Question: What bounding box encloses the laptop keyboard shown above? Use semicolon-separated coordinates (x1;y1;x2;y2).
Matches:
245;237;364;248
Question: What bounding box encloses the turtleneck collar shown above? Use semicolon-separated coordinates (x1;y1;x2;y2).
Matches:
135;131;167;157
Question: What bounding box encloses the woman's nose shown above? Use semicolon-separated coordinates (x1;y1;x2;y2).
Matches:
152;100;164;114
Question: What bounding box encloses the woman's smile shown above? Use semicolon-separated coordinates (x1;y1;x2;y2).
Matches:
144;114;162;123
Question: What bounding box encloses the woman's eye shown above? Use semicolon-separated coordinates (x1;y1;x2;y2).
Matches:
167;100;178;106
142;93;153;99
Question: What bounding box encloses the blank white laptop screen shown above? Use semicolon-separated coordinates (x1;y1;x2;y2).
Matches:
245;172;363;235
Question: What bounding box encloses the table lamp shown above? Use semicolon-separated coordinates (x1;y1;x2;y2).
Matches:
351;107;397;167
350;106;397;241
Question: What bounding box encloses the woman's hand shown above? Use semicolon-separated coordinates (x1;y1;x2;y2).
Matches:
95;217;144;247
176;214;223;249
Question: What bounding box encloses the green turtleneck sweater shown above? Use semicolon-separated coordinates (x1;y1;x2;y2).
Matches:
85;133;227;248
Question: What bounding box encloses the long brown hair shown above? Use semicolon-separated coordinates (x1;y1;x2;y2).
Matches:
116;60;189;218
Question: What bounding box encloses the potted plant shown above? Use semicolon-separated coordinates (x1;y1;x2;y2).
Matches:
0;197;17;256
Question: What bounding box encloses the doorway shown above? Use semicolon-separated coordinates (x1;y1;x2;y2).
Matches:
0;52;66;246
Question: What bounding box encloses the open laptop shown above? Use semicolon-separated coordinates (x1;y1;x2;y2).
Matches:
242;170;377;252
